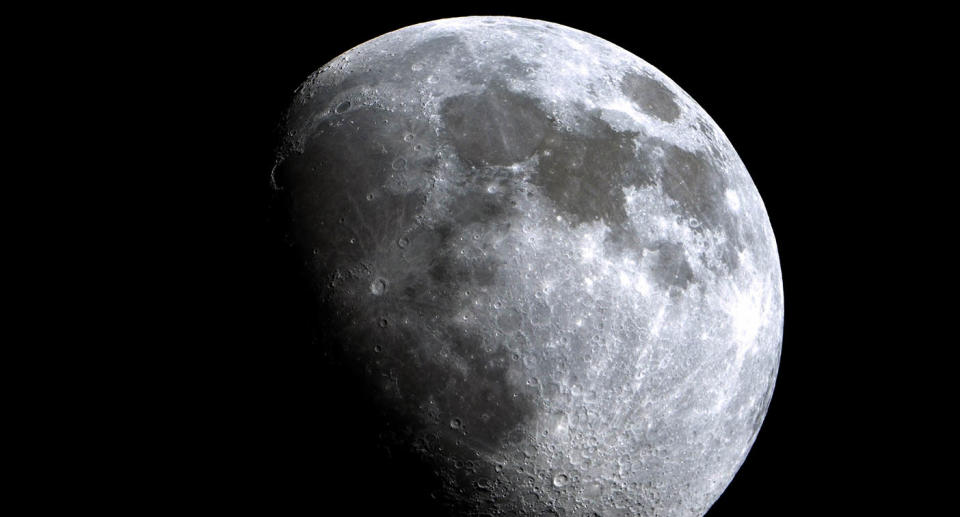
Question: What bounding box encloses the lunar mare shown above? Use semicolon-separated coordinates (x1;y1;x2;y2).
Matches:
274;16;783;516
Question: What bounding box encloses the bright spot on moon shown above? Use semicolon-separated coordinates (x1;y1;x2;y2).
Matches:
726;189;741;211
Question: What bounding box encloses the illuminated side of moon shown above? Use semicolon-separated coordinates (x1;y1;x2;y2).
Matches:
274;16;783;517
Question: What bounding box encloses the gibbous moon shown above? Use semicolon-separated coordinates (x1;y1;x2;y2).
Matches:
273;16;783;517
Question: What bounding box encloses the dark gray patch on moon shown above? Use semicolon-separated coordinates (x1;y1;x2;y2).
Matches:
657;143;743;269
441;83;550;168
439;79;744;276
442;83;665;261
644;241;695;290
622;71;681;122
532;110;653;248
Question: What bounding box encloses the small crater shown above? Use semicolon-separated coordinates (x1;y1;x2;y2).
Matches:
335;100;351;114
397;237;409;249
392;157;407;170
370;278;387;295
553;473;569;487
450;418;463;430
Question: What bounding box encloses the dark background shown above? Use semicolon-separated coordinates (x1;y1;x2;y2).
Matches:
152;5;902;515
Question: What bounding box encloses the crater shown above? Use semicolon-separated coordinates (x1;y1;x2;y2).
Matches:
621;72;681;122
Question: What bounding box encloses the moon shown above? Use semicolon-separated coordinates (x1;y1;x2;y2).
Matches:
273;16;783;517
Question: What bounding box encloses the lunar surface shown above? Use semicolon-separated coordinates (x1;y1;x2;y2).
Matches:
273;16;783;516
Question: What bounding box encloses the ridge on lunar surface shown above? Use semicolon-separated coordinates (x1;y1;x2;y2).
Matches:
274;16;783;517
